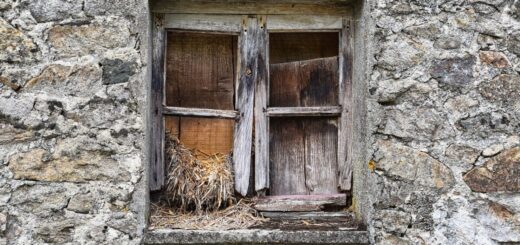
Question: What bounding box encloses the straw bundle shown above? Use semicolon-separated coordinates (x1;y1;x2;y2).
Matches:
150;199;267;230
165;135;235;212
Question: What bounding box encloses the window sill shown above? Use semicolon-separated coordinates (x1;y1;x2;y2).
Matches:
144;229;369;244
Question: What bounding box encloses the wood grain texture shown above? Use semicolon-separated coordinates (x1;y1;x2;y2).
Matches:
304;119;338;194
150;14;166;191
260;211;352;220
254;194;346;211
269;32;338;64
165;31;236;155
163;106;238;119
269;118;307;196
254;15;269;192
267;106;341;117
269;57;339;107
151;1;353;15
233;17;258;196
338;19;353;191
164;14;242;32
267;15;342;31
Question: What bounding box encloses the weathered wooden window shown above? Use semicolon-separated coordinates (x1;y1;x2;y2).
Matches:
150;13;353;204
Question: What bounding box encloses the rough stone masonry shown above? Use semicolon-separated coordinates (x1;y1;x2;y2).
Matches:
0;0;519;244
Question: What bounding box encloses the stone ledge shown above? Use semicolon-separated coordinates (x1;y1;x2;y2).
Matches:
144;229;369;244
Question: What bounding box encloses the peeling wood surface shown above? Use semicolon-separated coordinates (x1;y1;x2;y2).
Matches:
151;1;353;15
338;19;353;191
269;33;338;64
163;106;238;119
233;17;258;196
260;211;353;220
254;15;269;192
267;106;341;117
267;15;342;31
164;14;242;33
150;14;166;191
254;194;346;211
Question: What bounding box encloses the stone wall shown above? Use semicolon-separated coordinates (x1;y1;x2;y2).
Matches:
0;0;519;244
0;0;149;244
364;0;520;244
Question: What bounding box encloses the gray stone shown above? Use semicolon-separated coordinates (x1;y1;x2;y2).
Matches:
10;185;70;216
445;144;480;165
25;62;103;96
48;23;130;58
374;140;455;190
472;2;498;14
28;0;82;22
434;37;461;50
431;56;476;87
374;210;411;234
457;112;518;137
479;51;510;68
67;193;95;214
0;18;38;62
84;0;138;17
380;108;455;141
483;144;504;157
374;78;417;103
479;74;520;108
8;148;131;182
101;59;137;85
0;212;6;233
377;36;425;71
507;31;520;55
144;229;369;245
464;147;520;192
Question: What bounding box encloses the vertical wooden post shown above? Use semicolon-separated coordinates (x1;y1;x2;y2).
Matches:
255;15;269;193
233;16;260;196
150;14;166;191
338;19;353;191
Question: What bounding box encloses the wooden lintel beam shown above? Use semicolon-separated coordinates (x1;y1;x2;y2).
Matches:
267;106;342;117
162;106;238;119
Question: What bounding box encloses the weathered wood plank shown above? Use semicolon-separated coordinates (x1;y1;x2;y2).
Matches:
267;106;342;117
269;57;339;107
164;14;242;33
151;1;353;15
260;211;353;220
269;32;338;64
338;19;353;191
304;119;339;194
150;14;166;191
233;17;258;196
267;15;342;31
255;15;269;192
254;194;346;211
270;118;307;196
163;106;238;119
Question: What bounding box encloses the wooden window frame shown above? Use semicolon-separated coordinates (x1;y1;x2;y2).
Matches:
149;13;353;196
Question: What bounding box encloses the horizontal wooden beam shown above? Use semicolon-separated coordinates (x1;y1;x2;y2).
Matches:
260;211;353;220
267;106;342;117
164;14;242;33
254;194;346;212
162;106;238;119
267;15;343;31
151;1;353;15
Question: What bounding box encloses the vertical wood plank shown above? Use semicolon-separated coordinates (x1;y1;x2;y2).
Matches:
304;118;339;194
233;16;259;196
338;19;353;191
150;14;166;191
255;15;269;192
270;118;307;195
